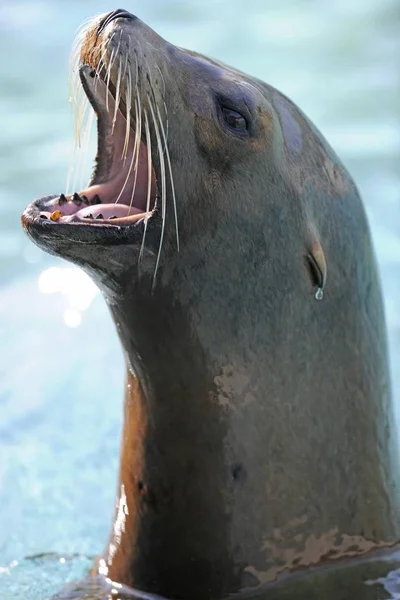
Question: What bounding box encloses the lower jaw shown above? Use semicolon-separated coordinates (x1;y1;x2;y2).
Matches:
38;194;153;225
21;196;160;253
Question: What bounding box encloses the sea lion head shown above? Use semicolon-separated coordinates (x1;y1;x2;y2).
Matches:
22;8;323;296
22;8;400;600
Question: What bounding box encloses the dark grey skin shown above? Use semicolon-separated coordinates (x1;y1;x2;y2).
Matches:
22;9;400;600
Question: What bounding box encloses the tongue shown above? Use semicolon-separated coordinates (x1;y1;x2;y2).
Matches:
75;204;144;219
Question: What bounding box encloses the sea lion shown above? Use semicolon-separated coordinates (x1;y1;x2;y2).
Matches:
22;8;400;600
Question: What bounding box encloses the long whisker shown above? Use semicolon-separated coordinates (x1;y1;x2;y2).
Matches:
145;68;178;252
139;109;153;261
67;92;89;195
75;92;89;148
124;54;143;207
147;95;167;287
95;32;116;93
73;101;88;193
112;53;127;134
69;49;85;138
155;103;179;252
155;64;166;98
69;17;92;72
105;47;116;112
106;31;122;111
68;14;108;107
66;145;76;197
126;95;142;213
122;65;132;160
163;100;169;150
68;49;80;95
70;19;103;103
153;64;169;143
114;93;140;205
95;42;109;88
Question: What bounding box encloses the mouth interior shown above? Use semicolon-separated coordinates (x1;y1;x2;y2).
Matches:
39;74;157;225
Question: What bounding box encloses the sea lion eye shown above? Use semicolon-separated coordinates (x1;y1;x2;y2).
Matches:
221;107;248;133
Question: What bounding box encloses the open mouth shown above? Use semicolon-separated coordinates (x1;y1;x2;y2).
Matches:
25;62;158;231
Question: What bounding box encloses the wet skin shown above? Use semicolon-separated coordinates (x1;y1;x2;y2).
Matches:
22;8;400;600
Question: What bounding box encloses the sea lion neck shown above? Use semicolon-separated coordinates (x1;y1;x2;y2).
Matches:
106;275;213;402
102;276;239;600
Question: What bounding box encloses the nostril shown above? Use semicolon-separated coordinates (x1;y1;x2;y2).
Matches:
97;9;137;36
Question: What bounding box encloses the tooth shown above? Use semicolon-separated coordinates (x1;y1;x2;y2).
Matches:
95;214;104;219
83;213;93;219
50;210;62;222
90;195;101;205
73;193;82;206
59;194;67;205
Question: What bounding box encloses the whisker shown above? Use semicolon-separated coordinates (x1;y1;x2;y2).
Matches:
163;101;169;150
67;99;87;196
95;33;116;93
65;146;76;197
114;93;139;205
126;95;142;213
155;65;166;98
105;47;116;112
105;32;122;113
134;49;140;84
69;18;91;63
69;18;92;93
131;55;143;194
68;52;82;119
145;70;168;154
122;66;132;160
155;103;179;252
145;67;179;252
147;95;167;287
139;109;153;262
74;15;93;38
74;92;89;149
72;100;89;193
112;53;126;134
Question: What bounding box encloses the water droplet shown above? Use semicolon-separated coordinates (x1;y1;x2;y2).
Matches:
315;288;323;300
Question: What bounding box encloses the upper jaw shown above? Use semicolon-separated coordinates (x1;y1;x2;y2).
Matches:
22;63;161;251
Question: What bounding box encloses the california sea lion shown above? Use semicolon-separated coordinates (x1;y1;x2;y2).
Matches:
22;8;400;600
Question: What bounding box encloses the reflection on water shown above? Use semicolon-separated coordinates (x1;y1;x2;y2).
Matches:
0;0;399;598
38;268;98;328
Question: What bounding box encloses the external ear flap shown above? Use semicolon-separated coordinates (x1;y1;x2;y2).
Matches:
306;240;327;300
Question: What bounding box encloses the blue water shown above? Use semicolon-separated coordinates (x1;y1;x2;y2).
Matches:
0;0;399;598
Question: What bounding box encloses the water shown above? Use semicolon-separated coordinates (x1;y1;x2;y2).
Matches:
0;0;399;598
